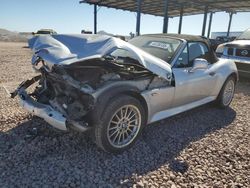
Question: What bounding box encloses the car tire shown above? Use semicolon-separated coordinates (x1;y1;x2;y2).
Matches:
216;76;236;108
94;95;146;153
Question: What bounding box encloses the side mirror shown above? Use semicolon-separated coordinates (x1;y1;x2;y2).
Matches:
189;58;208;73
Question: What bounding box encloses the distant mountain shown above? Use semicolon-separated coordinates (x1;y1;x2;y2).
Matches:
0;28;30;42
0;28;131;42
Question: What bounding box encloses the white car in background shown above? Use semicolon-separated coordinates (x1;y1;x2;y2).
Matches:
216;28;250;78
32;29;57;35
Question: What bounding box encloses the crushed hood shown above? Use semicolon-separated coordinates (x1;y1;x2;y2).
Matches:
29;34;172;80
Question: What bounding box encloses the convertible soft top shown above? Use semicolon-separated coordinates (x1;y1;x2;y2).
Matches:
28;34;172;80
144;33;218;63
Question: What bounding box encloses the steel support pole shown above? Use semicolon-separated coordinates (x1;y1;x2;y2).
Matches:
163;0;169;33
178;5;183;34
136;0;142;36
227;12;233;37
201;5;208;36
94;4;97;34
207;12;213;38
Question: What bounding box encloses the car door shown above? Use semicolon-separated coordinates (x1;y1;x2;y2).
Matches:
172;42;218;107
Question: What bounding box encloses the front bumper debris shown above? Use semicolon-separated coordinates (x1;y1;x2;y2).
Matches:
18;89;68;131
11;76;90;132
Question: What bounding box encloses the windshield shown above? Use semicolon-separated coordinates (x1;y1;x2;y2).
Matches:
37;30;52;34
237;29;250;40
128;36;182;63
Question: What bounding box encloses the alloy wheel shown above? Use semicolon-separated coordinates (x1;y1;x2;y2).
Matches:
107;105;142;148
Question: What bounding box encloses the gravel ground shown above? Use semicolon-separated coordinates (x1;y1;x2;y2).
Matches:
0;42;249;187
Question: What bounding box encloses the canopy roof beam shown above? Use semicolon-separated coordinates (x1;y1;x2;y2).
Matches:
178;5;184;34
94;4;97;34
136;0;142;36
201;5;208;36
80;0;250;36
163;0;169;33
227;12;234;37
81;0;250;17
207;12;214;38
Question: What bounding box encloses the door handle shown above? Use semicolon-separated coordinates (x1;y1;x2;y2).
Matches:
209;72;216;76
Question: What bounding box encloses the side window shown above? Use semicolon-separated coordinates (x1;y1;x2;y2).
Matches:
188;42;209;64
175;45;189;68
175;42;210;68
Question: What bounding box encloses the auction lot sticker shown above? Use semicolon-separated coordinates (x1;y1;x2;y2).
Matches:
148;41;170;50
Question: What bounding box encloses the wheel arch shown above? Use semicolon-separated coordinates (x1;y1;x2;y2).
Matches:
87;84;149;125
122;90;148;122
229;71;238;82
215;71;237;108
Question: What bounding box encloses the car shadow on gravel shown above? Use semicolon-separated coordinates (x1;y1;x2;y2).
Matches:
0;104;236;187
236;79;250;96
141;104;236;172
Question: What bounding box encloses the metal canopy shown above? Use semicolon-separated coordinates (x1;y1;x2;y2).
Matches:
80;0;250;37
81;0;250;17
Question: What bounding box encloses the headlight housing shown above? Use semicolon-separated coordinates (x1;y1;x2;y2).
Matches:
216;44;225;54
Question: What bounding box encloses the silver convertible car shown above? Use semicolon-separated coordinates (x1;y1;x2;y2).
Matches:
12;34;238;153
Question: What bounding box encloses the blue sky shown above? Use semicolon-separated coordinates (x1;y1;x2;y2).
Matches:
1;0;250;36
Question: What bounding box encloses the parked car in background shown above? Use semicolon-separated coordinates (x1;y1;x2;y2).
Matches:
216;36;231;43
210;36;233;51
81;30;92;34
216;28;250;78
29;29;57;48
12;34;238;153
32;29;57;35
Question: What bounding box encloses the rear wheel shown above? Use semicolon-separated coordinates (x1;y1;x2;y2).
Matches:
216;76;236;108
94;95;146;153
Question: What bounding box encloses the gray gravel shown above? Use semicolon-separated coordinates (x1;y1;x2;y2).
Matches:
0;42;249;187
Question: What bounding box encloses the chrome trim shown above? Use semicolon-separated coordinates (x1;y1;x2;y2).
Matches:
238;69;250;73
221;55;250;64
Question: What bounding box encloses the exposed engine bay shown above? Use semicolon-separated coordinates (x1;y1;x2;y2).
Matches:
13;56;170;129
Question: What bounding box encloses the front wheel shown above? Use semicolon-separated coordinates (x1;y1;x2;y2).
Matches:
216;76;236;108
94;95;146;153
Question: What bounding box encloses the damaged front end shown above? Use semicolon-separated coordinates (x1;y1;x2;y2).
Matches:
11;75;73;131
12;34;172;132
11;67;94;132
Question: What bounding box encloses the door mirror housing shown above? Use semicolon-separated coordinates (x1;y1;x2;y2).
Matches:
189;58;208;73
